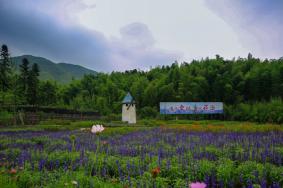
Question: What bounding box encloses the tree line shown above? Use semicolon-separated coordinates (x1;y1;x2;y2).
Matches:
0;45;40;106
1;44;283;123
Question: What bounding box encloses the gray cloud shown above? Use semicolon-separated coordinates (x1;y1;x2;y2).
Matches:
0;0;181;72
204;0;283;58
120;23;155;49
109;23;179;70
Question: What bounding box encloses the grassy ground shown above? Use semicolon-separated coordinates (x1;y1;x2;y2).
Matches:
0;119;282;132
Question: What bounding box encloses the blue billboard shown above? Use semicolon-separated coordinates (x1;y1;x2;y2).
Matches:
160;102;223;114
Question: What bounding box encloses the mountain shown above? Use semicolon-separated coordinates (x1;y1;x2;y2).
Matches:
11;55;97;84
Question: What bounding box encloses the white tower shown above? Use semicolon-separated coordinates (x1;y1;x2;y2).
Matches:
122;92;136;124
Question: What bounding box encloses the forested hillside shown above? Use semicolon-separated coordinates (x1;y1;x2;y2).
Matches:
11;55;97;83
1;43;283;123
36;54;283;123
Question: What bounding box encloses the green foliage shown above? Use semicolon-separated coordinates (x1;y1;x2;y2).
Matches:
197;160;215;180
0;44;12;104
205;146;221;158
216;159;234;186
40;119;72;126
17;58;40;105
26;63;40;105
2;43;283;123
17;170;41;188
38;81;58;106
138;119;159;126
139;106;158;119
0;125;282;187
101;114;121;122
0;174;17;188
227;98;283;123
18;58;30;103
235;161;264;184
0;110;13;125
51;55;283;123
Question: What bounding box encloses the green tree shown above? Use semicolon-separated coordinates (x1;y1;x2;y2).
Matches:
0;44;12;103
38;81;57;106
18;58;30;103
27;63;40;105
62;81;80;105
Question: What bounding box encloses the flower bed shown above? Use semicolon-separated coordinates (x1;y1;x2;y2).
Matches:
0;126;282;187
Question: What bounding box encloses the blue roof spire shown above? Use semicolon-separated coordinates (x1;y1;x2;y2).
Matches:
122;92;135;104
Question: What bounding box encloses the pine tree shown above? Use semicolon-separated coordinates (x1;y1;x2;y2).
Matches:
38;81;57;106
0;44;12;104
19;58;30;103
27;63;40;105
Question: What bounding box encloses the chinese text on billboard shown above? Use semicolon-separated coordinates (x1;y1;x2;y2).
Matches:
160;102;223;114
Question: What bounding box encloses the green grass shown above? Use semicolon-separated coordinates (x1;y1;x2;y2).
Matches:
0;119;282;132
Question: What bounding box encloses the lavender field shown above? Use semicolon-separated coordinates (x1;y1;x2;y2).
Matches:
0;123;282;188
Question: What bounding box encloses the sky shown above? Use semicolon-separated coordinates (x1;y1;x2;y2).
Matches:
0;0;282;72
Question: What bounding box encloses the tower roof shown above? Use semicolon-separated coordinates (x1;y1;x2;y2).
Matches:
122;92;135;104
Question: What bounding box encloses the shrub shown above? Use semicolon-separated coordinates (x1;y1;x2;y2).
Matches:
226;98;283;124
139;107;158;119
101;113;121;121
0;110;13;126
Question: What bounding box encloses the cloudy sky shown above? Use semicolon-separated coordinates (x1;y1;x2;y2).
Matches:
0;0;282;71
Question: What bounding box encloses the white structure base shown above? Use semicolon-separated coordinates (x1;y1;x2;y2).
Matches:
122;104;136;124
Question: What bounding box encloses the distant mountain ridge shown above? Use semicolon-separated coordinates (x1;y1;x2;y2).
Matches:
11;55;97;84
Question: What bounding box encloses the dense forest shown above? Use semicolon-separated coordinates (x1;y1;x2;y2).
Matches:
1;44;283;123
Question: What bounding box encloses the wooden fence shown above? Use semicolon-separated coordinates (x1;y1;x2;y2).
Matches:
0;105;101;125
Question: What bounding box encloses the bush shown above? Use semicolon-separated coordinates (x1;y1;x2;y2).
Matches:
226;98;283;124
139;107;158;119
0;110;13;126
101;113;121;121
